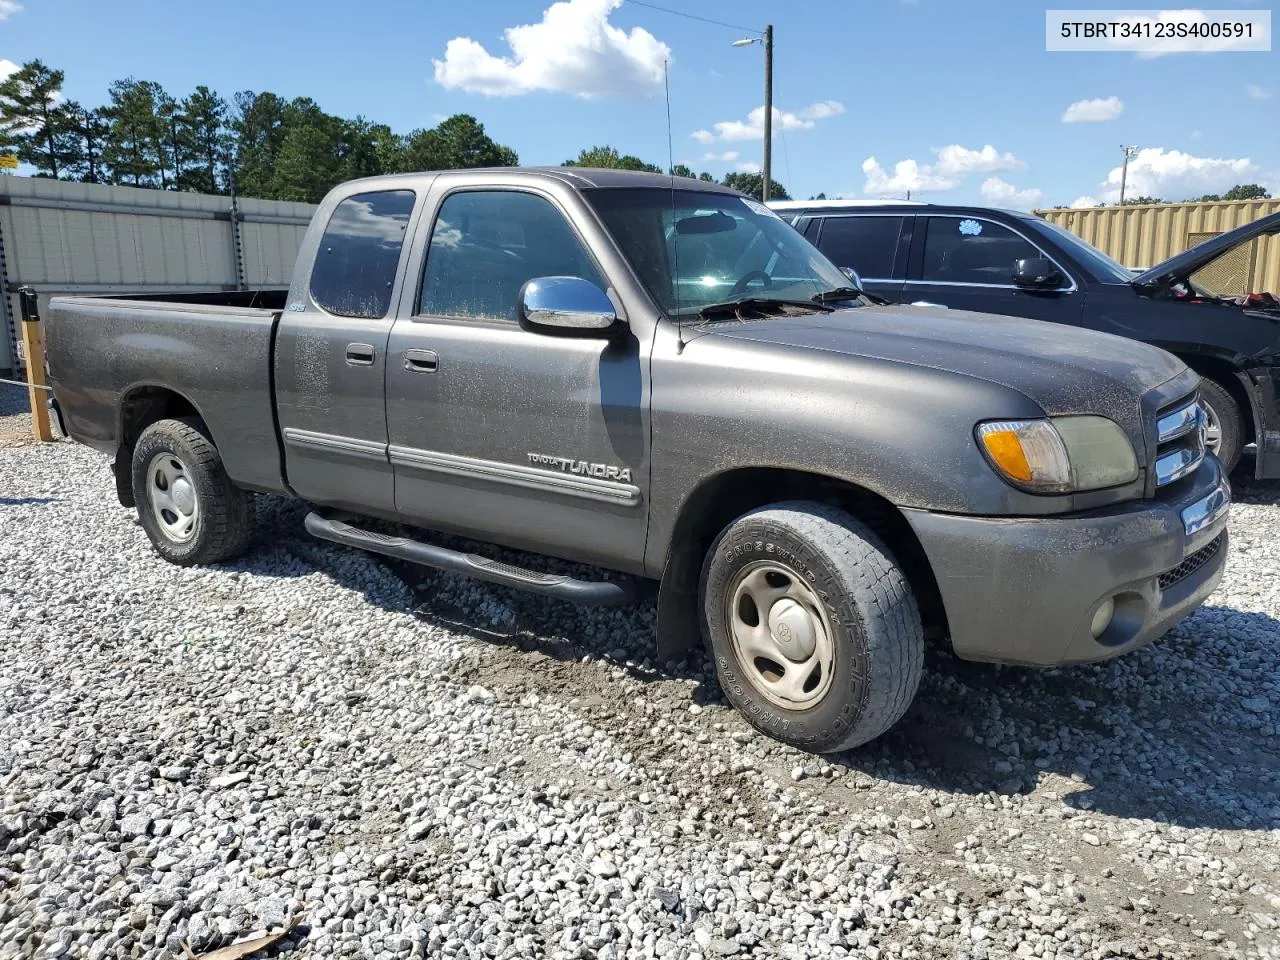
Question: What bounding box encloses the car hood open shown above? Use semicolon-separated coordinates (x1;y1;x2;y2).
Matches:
1130;210;1280;288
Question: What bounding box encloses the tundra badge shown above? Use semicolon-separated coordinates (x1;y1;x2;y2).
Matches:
528;453;632;483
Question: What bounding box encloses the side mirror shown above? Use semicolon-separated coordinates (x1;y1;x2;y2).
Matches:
841;265;864;289
518;276;619;336
1012;257;1065;290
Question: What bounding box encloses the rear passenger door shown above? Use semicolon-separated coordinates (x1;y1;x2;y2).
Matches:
905;215;1083;323
274;188;419;515
810;214;909;301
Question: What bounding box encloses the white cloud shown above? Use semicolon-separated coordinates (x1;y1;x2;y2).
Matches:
1062;96;1124;123
736;161;762;174
1096;147;1263;203
0;59;18;81
801;100;845;121
862;157;959;195
690;100;844;142
1071;195;1101;208
980;177;1045;210
1247;84;1273;101
861;143;1024;196
699;151;738;163
432;0;671;98
0;2;22;22
933;144;1024;176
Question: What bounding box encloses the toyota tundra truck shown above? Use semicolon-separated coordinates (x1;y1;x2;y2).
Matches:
42;168;1231;753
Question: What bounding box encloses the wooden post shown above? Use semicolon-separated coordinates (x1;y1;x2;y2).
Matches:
18;287;52;442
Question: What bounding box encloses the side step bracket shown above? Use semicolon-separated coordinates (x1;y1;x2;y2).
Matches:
304;511;647;607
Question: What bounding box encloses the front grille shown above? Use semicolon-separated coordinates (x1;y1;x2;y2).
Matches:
1153;393;1207;488
1158;532;1225;590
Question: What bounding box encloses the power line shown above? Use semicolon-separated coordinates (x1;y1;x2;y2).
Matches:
623;0;761;35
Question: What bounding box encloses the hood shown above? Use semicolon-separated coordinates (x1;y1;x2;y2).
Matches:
1131;210;1280;288
703;303;1188;429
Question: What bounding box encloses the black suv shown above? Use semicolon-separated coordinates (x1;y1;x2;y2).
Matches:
771;200;1280;478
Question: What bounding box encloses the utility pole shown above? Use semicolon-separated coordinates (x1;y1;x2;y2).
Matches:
732;25;774;201
1119;145;1138;204
762;24;773;202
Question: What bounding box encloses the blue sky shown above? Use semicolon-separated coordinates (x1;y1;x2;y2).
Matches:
1;0;1275;207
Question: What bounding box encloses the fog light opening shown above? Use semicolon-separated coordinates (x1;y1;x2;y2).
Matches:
1090;597;1116;639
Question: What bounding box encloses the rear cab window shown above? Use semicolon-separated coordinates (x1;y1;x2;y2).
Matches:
309;190;416;318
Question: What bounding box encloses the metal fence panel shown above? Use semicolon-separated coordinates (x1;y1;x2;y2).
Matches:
1038;198;1280;294
0;177;315;372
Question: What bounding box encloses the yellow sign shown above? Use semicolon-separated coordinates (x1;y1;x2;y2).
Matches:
0;154;17;170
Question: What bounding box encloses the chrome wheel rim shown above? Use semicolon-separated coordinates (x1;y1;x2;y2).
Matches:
725;560;836;710
147;452;199;543
1202;402;1222;455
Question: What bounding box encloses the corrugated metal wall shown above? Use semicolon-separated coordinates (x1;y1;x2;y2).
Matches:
0;177;315;372
1039;198;1280;293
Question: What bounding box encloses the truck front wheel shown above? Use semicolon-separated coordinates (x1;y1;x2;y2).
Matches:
131;417;253;566
701;501;924;753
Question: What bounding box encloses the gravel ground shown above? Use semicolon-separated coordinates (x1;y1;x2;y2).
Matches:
2;382;1278;960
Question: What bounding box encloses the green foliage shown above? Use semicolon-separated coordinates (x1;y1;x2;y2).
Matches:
398;115;518;173
102;78;166;186
720;171;791;201
563;145;661;172
182;86;230;193
0;60;78;178
1119;195;1163;206
1223;183;1270;201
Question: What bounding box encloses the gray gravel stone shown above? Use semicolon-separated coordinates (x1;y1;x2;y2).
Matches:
1;395;1278;960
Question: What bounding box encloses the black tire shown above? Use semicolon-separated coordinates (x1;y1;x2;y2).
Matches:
700;501;924;753
1198;378;1244;474
131;417;253;566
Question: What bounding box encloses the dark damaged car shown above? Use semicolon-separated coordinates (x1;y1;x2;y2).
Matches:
774;201;1280;477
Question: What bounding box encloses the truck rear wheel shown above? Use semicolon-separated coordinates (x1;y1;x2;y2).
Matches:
131;417;253;566
701;501;924;753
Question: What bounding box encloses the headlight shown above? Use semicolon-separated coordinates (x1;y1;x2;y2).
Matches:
976;416;1138;494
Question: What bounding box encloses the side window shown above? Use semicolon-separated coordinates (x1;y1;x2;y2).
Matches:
817;216;903;279
921;217;1041;285
418;191;605;322
310;190;415;318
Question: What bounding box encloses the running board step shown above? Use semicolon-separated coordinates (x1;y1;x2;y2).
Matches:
304;511;646;607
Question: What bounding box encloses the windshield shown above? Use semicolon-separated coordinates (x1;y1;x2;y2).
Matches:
585;188;851;316
1034;219;1134;283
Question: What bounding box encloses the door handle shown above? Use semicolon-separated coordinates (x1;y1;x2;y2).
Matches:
345;343;376;366
403;348;439;373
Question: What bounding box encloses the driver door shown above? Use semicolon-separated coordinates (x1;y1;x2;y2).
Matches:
384;187;651;572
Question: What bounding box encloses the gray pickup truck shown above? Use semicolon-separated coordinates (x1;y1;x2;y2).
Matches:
45;168;1231;753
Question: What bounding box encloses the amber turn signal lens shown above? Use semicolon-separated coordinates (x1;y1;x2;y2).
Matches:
979;428;1034;482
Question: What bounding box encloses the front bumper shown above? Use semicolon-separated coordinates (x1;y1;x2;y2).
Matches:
904;458;1230;666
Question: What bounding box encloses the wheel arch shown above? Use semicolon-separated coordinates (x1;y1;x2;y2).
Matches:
1173;354;1256;444
654;466;947;661
112;384;212;508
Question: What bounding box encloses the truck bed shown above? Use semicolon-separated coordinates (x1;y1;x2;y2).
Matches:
45;291;290;496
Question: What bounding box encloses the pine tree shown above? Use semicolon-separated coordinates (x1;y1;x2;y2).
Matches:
0;60;76;178
62;102;109;182
183;86;229;194
103;78;164;186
